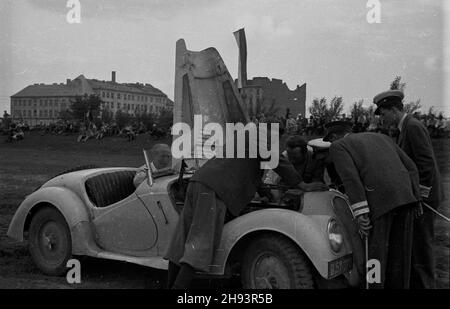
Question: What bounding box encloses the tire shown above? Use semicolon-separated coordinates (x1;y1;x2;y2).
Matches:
241;234;314;289
28;207;72;276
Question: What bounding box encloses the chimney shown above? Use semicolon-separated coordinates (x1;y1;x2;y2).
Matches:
66;79;71;85
112;71;116;83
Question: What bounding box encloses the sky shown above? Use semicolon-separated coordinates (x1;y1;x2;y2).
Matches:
1;0;449;116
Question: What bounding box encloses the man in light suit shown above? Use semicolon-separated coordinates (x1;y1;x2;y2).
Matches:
374;90;444;288
323;121;421;288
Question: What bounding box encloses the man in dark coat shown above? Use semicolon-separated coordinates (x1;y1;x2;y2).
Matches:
284;135;325;183
164;131;327;289
374;90;444;288
323;121;421;288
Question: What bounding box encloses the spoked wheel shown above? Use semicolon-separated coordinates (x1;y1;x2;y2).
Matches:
29;207;72;276
241;235;314;289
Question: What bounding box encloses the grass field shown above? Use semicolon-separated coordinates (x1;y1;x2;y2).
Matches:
0;132;448;288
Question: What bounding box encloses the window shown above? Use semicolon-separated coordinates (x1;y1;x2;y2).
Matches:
39;110;43;117
118;93;121;99
111;102;114;109
34;110;37;116
145;97;148;102
28;100;32;106
106;92;110;98
28;110;31;118
39;100;43;106
111;93;115;99
102;92;105;97
117;103;121;109
49;110;53;117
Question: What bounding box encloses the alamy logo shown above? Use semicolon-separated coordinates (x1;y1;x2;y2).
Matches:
171;115;280;169
66;259;81;284
366;0;381;24
367;259;381;284
66;0;81;24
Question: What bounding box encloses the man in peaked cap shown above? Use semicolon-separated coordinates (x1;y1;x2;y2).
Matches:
374;89;444;289
323;120;421;288
373;90;405;116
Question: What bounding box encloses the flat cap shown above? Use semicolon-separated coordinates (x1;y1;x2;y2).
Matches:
373;90;404;115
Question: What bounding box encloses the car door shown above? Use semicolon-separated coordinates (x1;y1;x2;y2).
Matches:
92;191;159;257
135;178;181;256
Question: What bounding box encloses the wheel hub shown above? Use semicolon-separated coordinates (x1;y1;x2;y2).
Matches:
253;254;290;289
37;221;65;263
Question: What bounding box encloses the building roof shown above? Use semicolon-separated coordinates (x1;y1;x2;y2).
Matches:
88;79;166;96
11;83;80;98
11;74;168;98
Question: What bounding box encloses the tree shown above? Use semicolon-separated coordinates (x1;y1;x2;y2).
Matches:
136;112;155;131
70;94;102;122
59;109;73;122
157;108;174;131
115;109;131;129
101;108;114;124
390;76;406;91
327;96;344;121
309;97;328;119
351;100;366;121
404;99;422;114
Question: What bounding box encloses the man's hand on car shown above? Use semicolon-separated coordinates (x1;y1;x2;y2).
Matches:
357;213;372;238
414;202;424;219
298;181;328;192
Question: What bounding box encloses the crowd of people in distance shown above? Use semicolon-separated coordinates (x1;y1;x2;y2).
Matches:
1;110;172;143
2;108;450;144
249;110;450;139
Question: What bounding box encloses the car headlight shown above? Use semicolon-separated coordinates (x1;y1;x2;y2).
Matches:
327;219;344;253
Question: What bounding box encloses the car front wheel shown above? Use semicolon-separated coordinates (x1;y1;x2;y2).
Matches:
29;207;72;276
241;234;314;289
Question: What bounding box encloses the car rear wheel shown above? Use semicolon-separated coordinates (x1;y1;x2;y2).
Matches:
29;207;72;276
241;234;314;289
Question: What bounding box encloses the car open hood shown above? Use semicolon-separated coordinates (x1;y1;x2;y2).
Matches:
172;39;249;170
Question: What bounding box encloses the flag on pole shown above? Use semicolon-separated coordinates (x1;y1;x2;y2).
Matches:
233;28;247;89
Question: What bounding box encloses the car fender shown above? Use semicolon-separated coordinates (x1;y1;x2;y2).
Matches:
7;186;97;255
210;208;351;279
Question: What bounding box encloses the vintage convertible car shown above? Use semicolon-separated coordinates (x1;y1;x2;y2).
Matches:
7;39;364;288
7;163;362;288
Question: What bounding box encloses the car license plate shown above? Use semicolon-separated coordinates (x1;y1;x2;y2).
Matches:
328;254;353;278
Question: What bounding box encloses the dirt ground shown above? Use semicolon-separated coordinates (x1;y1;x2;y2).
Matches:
0;132;449;289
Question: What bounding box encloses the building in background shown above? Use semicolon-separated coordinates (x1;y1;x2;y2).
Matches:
10;72;173;125
239;77;306;118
